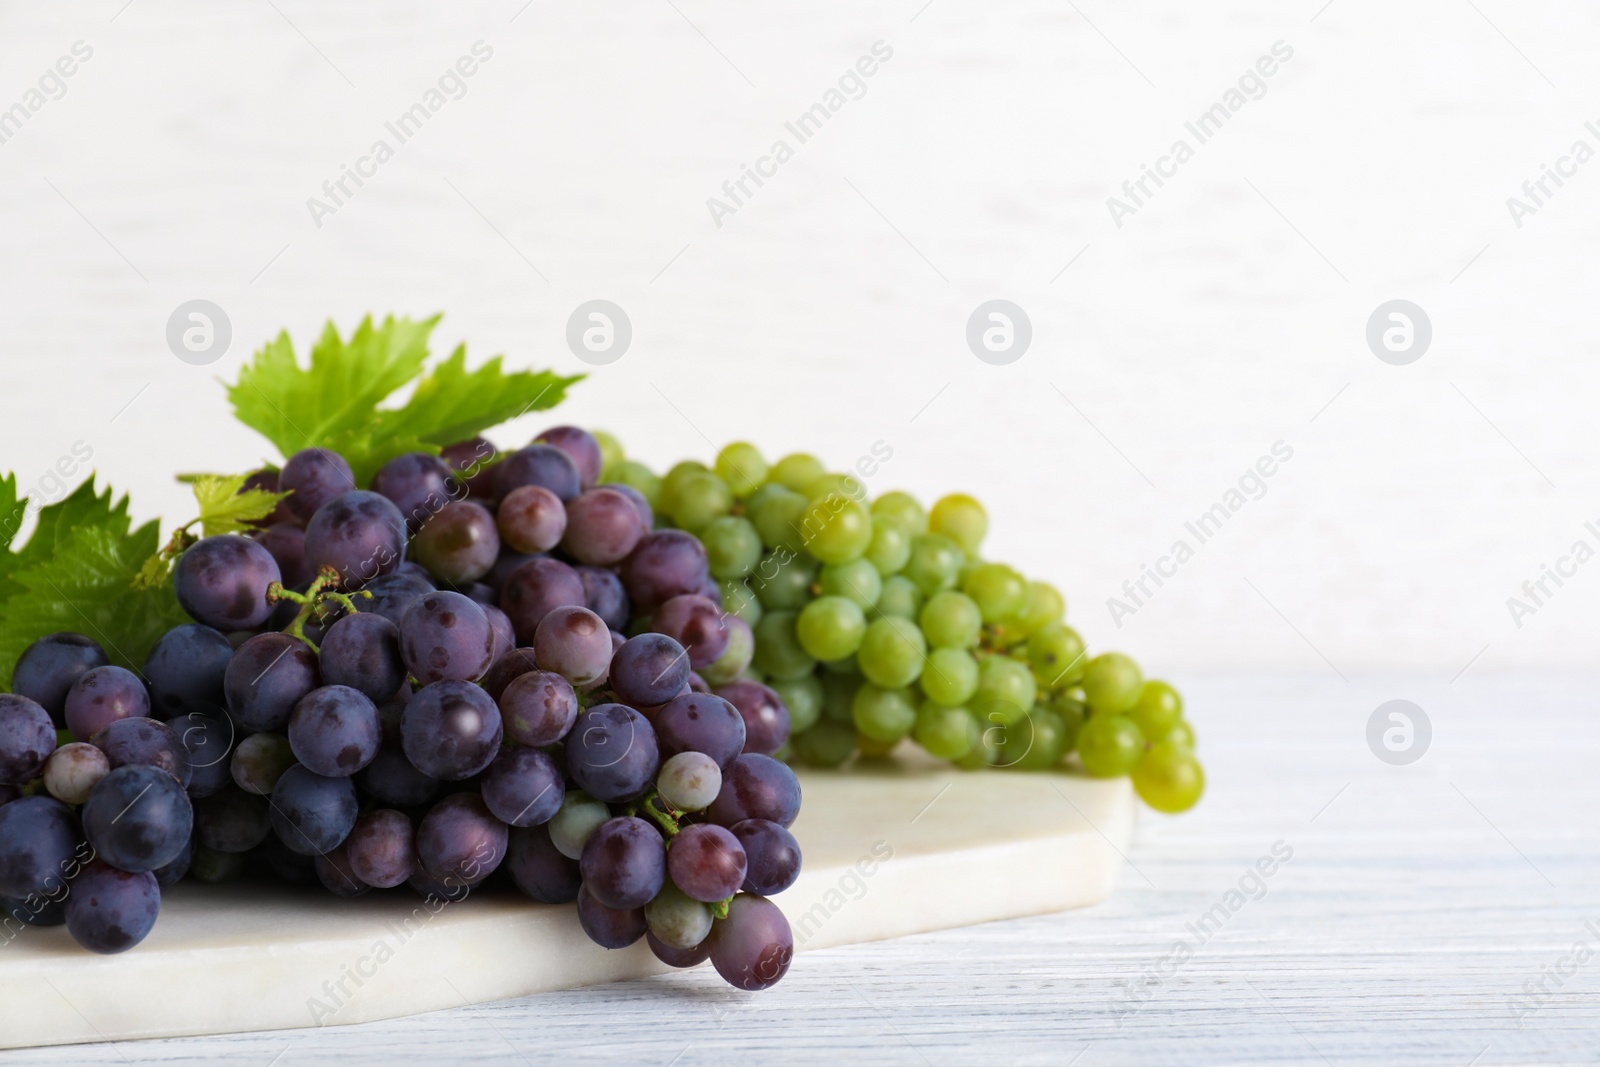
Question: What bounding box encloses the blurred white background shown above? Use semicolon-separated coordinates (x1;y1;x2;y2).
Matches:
1;0;1595;674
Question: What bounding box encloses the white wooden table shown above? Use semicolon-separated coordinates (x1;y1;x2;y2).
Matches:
7;671;1594;1066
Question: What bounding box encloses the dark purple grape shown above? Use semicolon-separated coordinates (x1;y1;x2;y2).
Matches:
0;796;79;899
621;531;709;612
653;595;731;669
407;865;472;902
304;490;407;590
610;633;691;708
484;604;515;664
11;632;108;727
0;694;55;785
173;534;282;631
372;451;456;533
601;483;653;532
695;576;723;604
346;809;416;888
505;824;581;904
193;786;271;853
83;765;193;873
319;612;406;703
288;685;380;777
496;485;567;554
480;647;540;703
687;671;711;694
260;835;318;885
533;606;612;687
457;581;498;607
253;523;313;589
224;633;320;733
562;488;644;566
240;467;298;528
358;703;438;807
400;591;495;685
732;819;801;895
64;859;160;955
0;784;20;808
315;840;369;897
439;437;499;500
153;835;193;887
142;623;232;720
401;680;503;781
648;930;711;968
709;893;793;990
580;816;665;909
501;557;586;644
280;448;355;524
576;885;646;948
566;703;659;803
481;746;564;827
189;844;246;884
230;732;295;795
707;754;801;828
498;669;578;747
170;711;234;798
268;763;358;856
715;680;791;756
655;692;746;771
487;550;540;596
414;501;500;585
64;665;150;742
417;792;506;886
92;717;192;789
576;566;629;630
534;426;602;488
356;571;436;628
667;823;747;902
495;443;581;503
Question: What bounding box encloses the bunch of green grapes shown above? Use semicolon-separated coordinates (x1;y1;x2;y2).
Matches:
595;436;1204;815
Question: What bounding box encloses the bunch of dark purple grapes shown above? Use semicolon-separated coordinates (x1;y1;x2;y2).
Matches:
0;426;799;991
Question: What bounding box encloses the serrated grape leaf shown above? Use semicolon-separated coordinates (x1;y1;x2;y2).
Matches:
191;473;289;537
226;314;440;460
383;345;582;450
0;478;190;681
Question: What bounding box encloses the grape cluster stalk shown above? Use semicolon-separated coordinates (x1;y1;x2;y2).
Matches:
0;426;1199;992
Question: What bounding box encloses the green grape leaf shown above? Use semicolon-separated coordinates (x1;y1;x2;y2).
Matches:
381;345;583;452
0;478;190;681
191;473;289;537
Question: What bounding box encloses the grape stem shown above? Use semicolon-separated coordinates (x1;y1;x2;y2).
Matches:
635;791;683;838
266;566;368;650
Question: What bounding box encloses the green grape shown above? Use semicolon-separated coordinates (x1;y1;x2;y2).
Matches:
799;495;874;564
876;575;925;620
820;656;860;675
769;453;826;492
856;733;898;759
1027;623;1087;688
955;711;1004;769
796;596;868;661
715;442;769;498
1166;719;1196;749
928;493;987;554
1050;696;1086;754
1082;653;1145;714
857;616;926;689
1076;714;1144;777
957;553;985;589
919;591;982;649
903;533;965;596
1132;740;1205;812
702;515;763;579
752;550;818;610
607;460;662;511
1011;581;1065;641
973;655;1037;725
668;470;733;533
720;578;763;627
1128;681;1183;742
914;701;977;761
1008;707;1069;771
593;430;625;475
770;673;823;734
962;562;1028;624
819;558;882;610
851;683;917;743
744;481;790;514
753;611;817;680
794;721;856;767
919;647;979;707
864;519;911;576
819;671;862;725
658;459;709;516
871;491;927;535
802;473;866;502
750;489;809;553
700;619;756;687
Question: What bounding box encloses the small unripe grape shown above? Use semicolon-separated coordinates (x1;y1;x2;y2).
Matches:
657;751;722;812
43;742;110;805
